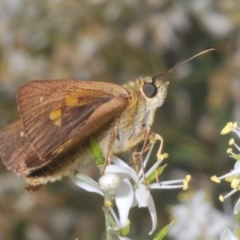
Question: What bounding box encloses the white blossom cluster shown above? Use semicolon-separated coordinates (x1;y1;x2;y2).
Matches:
71;145;190;239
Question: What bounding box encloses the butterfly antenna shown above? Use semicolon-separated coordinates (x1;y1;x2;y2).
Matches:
152;47;217;82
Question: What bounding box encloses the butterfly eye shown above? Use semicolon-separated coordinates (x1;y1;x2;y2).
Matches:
142;83;157;98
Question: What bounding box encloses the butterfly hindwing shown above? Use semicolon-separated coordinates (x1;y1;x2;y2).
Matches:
0;120;40;177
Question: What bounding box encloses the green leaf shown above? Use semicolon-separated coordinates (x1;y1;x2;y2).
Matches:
232;154;240;161
147;164;167;184
152;221;173;240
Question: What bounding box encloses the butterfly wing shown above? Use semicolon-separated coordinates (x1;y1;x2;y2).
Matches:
0;120;39;177
16;80;129;169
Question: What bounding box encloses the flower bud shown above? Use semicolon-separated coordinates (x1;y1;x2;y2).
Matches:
99;173;121;192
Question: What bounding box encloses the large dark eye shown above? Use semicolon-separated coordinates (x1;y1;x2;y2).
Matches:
142;83;157;98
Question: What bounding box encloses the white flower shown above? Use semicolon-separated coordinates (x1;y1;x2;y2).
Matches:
220;228;238;240
70;170;133;238
211;122;240;214
70;145;190;236
168;191;233;240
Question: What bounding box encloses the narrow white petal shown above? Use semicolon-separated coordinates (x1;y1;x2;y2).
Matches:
105;164;138;183
70;174;103;196
233;128;240;138
135;184;150;207
234;160;240;170
131;195;138;208
112;156;131;168
147;194;157;235
233;197;240;214
115;179;134;228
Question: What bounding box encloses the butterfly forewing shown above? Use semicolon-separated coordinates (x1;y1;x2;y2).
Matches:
17;80;129;164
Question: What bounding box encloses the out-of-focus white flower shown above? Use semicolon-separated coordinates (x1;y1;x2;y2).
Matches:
168;191;233;240
220;228;238;240
211;122;240;214
70;144;190;236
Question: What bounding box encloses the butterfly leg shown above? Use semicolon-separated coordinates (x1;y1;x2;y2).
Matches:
149;132;164;159
149;132;166;185
100;122;119;174
132;130;165;186
129;127;153;188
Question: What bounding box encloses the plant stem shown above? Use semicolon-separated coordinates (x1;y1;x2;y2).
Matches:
103;203;117;240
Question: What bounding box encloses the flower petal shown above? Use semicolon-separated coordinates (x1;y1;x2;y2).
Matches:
234;160;240;171
147;194;157;235
112;156;131;168
135;184;150;207
70;173;103;196
105;164;138;183
115;179;134;228
233;197;240;214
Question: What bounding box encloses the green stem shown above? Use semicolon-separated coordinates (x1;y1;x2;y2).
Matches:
103;205;115;240
90;136;118;239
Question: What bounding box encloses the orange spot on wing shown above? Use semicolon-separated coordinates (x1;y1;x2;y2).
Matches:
65;94;79;106
49;108;62;126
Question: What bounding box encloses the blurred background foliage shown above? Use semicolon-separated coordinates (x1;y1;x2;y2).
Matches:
0;0;240;239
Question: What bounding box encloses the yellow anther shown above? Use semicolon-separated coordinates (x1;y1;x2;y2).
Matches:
221;122;235;135
229;138;235;145
219;195;224;202
231;179;240;189
183;175;191;190
211;175;221;183
225;176;235;182
158;153;169;160
227;148;233;154
163;153;169;159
